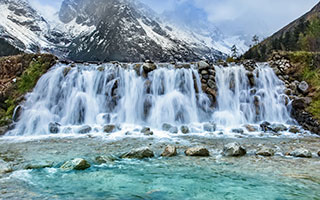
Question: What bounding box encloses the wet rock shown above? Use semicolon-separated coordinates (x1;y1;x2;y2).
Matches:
207;79;216;89
24;161;54;169
256;146;275;156
103;124;116;133
289;126;300;134
223;142;246;157
63;67;71;76
197;61;210;70
141;127;153;136
121;147;154;159
162;123;173;131
0;159;12;174
231;128;244;134
77;125;92;134
180;125;190;134
298;81;309;94
289;148;312;158
269;124;287;133
185;147;210;157
260;121;271;132
0;126;8;136
161;145;177;157
95;155;119;164
203;123;216;132
244;125;258;132
12;105;23;122
142;62;157;77
318;151;320;157
48;122;60;134
169;126;178;134
201;70;208;75
61;158;91;170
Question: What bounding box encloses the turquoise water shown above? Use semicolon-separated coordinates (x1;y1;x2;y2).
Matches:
3;157;320;200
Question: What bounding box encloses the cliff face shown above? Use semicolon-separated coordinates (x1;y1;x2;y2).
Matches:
243;2;320;61
0;53;57;134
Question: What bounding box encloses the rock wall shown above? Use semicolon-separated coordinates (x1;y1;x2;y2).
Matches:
268;53;320;134
0;53;57;135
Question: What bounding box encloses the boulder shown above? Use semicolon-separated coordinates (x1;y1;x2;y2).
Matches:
244;125;258;132
180;125;190;134
95;155;119;164
260;121;271;132
223;142;246;157
48;122;60;134
256;146;275;156
103;124;116;133
318;151;320;157
288;126;300;134
197;61;210;70
0;126;8;136
162;123;173;131
289;148;312;158
77;125;92;134
203;123;216;132
121;147;155;159
61;158;91;170
169;126;178;134
185;147;210;157
140;127;153;136
269;124;287;133
161;145;177;157
298;81;309;94
231;128;244;134
142;63;157;74
207;79;216;89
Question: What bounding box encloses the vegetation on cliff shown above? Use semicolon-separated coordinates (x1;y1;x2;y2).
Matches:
0;54;57;128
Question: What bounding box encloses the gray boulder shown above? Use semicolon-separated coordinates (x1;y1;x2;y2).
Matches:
198;61;210;70
223;142;246;157
48;122;60;134
61;158;91;170
141;127;153;136
95;155;119;164
298;81;309;94
77;125;92;134
288;126;300;134
269;124;287;133
289;148;312;158
180;125;190;134
121;147;154;159
185;147;210;157
161;145;177;157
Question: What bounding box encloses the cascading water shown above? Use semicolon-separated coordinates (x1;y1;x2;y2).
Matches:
8;63;211;136
213;63;292;128
7;62;294;136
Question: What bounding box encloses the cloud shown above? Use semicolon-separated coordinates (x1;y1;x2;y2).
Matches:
28;0;62;22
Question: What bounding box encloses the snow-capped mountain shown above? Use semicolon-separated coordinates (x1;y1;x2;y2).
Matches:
0;0;245;61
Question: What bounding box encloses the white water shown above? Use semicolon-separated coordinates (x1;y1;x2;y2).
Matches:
7;62;294;136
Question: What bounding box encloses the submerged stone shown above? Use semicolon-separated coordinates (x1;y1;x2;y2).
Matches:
185;147;210;157
223;142;246;157
95;155;119;164
169;126;178;134
288;126;300;134
244;125;258;132
269;124;287;133
121;147;154;159
61;158;91;170
24;161;54;169
162;123;173;131
161;145;177;157
231;128;244;134
0;159;12;174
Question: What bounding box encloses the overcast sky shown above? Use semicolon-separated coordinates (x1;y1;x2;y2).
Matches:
32;0;319;36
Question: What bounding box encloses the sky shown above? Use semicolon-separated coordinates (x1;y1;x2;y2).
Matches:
31;0;319;37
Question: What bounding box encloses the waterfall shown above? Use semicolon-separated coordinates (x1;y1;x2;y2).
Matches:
7;62;293;136
213;63;291;128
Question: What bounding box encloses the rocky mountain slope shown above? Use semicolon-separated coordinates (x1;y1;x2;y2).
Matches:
0;0;234;62
243;2;320;61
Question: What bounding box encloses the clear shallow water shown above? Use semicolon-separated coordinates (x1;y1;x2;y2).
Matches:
2;157;320;200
